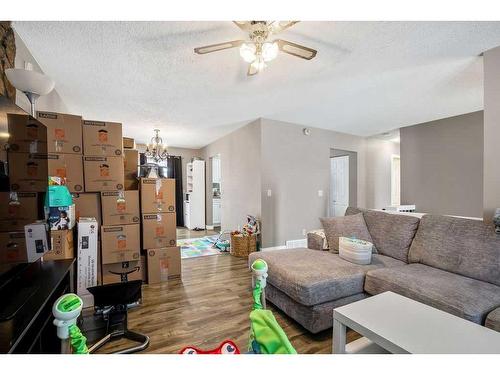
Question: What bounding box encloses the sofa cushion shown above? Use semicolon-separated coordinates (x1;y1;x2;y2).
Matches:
248;248;404;306
363;210;420;263
486;308;500;332
320;213;375;253
345;207;366;216
364;263;500;324
265;283;368;334
408;215;500;286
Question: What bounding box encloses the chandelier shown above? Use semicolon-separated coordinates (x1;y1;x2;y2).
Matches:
145;129;169;162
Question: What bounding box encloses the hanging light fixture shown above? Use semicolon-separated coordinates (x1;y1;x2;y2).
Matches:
145;129;169;163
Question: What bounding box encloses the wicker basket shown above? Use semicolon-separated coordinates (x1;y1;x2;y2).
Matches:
230;234;257;257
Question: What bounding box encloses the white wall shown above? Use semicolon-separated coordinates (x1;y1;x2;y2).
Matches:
13;30;67;114
365;137;400;210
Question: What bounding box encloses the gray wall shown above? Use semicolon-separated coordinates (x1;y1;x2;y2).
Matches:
201;120;261;232
167;146;203;195
400;111;483;218
260;119;370;247
484;46;500;222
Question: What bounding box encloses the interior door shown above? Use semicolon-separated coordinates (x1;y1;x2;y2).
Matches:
330;155;350;216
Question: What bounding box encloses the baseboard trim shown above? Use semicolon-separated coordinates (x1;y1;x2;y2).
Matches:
261;245;287;251
206;225;215;230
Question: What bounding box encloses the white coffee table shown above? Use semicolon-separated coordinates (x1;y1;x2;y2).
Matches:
332;291;500;354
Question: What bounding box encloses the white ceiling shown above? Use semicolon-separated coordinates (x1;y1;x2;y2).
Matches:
13;21;500;148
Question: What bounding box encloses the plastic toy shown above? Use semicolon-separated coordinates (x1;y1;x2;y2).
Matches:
180;340;240;354
52;293;89;354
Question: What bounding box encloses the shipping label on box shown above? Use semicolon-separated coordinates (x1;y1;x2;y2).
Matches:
47;153;84;192
0;192;39;232
82;120;123;156
72;193;101;225
122;137;135;149
146;247;181;284
77;218;99;307
24;222;50;262
140;178;176;213
0;231;28;264
8;152;49;192
7;113;48;153
101;260;142;285
36;111;82;154
44;229;74;261
141;212;177;249
83;156;124;191
101;191;140;225
101;224;140;264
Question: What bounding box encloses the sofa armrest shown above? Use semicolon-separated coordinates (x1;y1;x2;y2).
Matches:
486;307;500;333
307;231;328;251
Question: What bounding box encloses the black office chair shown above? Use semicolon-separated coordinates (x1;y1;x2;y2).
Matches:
86;280;149;354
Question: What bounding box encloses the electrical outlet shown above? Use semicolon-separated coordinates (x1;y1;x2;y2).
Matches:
318;190;323;197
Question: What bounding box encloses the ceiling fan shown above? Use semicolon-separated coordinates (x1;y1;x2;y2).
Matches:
194;21;317;76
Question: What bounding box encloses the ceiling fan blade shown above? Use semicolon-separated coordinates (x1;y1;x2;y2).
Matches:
269;21;300;34
247;64;259;76
194;40;244;55
233;21;252;32
276;39;317;60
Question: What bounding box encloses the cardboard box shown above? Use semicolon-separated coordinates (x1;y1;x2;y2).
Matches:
101;224;140;264
82;120;123;156
83;156;124;191
101;191;140;225
123;137;135;149
36;111;82;154
146;246;181;283
76;218;99;307
72;193;101;225
0;192;39;232
141;212;177;249
7;113;48;153
140;255;147;282
0;232;27;264
47;153;84;192
24;222;50;262
8;152;48;192
101;260;142;285
44;229;74;261
124;149;138;190
140;178;176;213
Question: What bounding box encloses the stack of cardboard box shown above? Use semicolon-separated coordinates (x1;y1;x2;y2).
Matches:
36;111;84;262
140;178;181;283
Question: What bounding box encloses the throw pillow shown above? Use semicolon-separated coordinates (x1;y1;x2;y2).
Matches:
320;214;376;253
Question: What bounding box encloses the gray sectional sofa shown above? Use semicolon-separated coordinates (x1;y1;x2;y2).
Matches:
248;208;500;334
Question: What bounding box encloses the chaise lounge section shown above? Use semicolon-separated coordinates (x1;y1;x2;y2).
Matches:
249;208;500;334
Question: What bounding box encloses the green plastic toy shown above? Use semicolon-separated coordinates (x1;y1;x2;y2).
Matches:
249;259;297;354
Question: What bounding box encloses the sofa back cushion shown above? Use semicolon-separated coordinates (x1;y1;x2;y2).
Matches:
345;207;366;216
363;210;420;263
408;215;500;286
320;213;375;253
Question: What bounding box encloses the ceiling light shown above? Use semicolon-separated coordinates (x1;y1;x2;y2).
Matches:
239;43;256;63
250;56;267;72
262;42;279;62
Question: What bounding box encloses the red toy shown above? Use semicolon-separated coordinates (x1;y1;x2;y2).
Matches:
179;340;240;354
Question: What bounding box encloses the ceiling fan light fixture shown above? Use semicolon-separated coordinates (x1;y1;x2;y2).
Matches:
261;41;279;62
239;42;257;63
250;56;267;72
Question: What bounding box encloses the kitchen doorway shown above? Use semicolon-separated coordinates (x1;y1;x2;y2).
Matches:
330;149;358;216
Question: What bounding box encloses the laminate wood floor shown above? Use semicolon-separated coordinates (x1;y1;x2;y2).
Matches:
98;254;359;354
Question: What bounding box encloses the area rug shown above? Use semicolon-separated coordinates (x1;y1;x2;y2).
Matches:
178;235;223;259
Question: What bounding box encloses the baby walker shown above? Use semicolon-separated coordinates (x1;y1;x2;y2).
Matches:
180;258;296;354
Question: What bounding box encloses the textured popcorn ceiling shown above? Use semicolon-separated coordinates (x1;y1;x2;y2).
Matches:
13;21;500;148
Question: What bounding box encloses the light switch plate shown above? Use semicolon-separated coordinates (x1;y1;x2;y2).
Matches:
318;190;323;197
267;189;272;197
